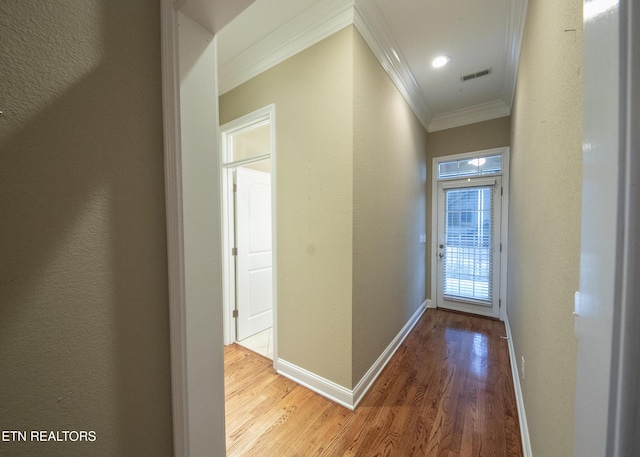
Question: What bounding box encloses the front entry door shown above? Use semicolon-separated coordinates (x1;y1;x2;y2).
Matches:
436;177;502;318
235;167;273;340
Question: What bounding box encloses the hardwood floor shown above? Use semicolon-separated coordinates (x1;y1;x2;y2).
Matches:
224;309;522;456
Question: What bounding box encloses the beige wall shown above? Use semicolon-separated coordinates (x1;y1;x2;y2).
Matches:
0;1;173;456
426;117;511;158
220;27;355;387
220;26;428;389
352;31;427;384
508;0;583;455
425;117;511;298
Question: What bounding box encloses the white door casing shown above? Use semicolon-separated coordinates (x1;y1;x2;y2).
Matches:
575;1;640;455
235;168;273;340
431;147;509;321
436;177;502;319
220;104;276;348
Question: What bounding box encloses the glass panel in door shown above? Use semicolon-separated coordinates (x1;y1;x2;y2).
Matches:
436;178;501;318
443;187;492;302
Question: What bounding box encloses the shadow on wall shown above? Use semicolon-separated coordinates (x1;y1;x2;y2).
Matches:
0;1;173;456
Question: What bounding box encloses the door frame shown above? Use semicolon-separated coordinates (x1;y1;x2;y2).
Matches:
162;2;640;454
430;147;510;322
436;176;502;318
220;105;277;352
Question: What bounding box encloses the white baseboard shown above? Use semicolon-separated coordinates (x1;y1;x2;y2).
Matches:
351;300;427;408
276;299;428;410
276;359;354;410
504;317;533;457
426;298;435;309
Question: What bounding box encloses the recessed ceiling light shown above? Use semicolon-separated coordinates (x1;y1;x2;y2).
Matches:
432;55;451;68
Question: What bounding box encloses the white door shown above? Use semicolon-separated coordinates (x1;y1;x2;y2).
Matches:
436;177;502;318
235;167;273;340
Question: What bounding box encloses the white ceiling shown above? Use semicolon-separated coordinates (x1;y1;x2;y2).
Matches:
178;0;257;34
376;0;508;114
216;0;527;132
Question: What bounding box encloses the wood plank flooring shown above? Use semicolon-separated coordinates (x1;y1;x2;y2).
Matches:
224;309;522;456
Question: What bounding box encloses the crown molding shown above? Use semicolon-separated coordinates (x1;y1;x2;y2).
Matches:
503;0;529;107
353;0;432;130
218;0;520;133
218;0;355;94
218;0;433;132
428;100;511;132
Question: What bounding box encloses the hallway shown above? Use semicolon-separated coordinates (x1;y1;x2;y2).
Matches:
224;309;522;456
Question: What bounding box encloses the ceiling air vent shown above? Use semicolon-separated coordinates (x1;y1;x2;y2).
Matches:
461;68;492;82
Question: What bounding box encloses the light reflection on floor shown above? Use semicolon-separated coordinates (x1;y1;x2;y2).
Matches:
445;328;489;377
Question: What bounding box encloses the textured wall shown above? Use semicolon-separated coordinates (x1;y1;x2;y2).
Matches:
425;117;511;298
220;27;355;388
508;0;583;454
426;117;511;158
352;30;427;385
220;25;428;390
0;1;173;456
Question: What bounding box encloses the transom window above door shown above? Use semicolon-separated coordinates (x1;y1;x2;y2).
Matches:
437;154;502;180
431;147;509;321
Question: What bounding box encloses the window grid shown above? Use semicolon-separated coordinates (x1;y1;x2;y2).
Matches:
438;154;502;180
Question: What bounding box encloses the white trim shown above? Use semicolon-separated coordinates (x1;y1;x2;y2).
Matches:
430;147;510;322
276;300;426;410
440;177;497;189
426;298;435;309
269;110;279;365
609;2;640;452
498;149;510;323
428;100;511;133
503;0;529;108
504;317;533;457
352;301;427;408
218;0;355;94
222;154;271;169
220;105;277;353
220;104;276;144
219;0;521;134
161;1;188;455
436;177;502;319
434;147;508;171
221;166;236;346
218;0;435;131
218;0;526;133
430;159;438;312
276;359;355;410
354;0;432;130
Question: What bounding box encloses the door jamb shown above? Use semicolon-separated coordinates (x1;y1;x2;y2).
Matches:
219;105;277;356
160;2;189;456
430;147;510;321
